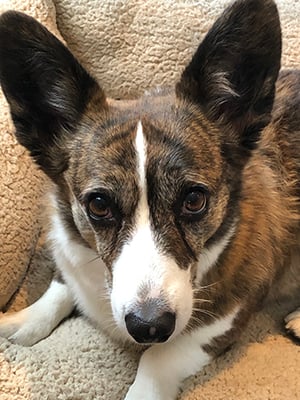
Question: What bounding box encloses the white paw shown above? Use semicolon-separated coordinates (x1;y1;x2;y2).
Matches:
285;308;300;339
124;383;146;400
0;281;74;346
124;381;175;400
125;384;164;400
0;308;51;346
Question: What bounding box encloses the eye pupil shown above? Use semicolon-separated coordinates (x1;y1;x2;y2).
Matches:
182;189;207;215
186;192;203;211
88;196;111;219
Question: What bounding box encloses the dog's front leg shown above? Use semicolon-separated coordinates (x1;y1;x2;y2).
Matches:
125;333;211;400
0;280;74;346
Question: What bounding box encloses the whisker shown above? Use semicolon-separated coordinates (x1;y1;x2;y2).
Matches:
186;315;205;328
192;307;219;321
86;255;102;265
193;280;221;291
192;307;218;315
193;298;213;304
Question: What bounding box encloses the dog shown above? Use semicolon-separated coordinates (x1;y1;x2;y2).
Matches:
0;0;300;398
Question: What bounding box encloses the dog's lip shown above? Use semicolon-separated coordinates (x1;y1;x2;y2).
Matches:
131;335;166;345
130;331;175;345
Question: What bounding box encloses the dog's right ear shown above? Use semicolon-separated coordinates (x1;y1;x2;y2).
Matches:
176;0;281;152
0;11;106;180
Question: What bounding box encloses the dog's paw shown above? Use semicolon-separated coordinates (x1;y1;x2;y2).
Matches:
285;308;300;339
0;308;51;346
124;386;158;400
124;384;145;400
124;381;174;400
0;281;74;346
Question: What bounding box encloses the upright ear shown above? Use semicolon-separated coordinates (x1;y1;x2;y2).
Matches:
0;11;106;179
176;0;281;150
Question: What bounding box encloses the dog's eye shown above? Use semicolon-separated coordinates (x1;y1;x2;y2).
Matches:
181;187;208;217
87;195;113;221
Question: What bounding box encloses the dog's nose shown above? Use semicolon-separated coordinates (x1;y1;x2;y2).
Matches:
125;309;176;344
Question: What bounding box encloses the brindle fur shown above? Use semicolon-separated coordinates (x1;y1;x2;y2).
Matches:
0;0;300;360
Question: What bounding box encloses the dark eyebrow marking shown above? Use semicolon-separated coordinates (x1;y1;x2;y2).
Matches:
101;128;135;148
89;118;138;149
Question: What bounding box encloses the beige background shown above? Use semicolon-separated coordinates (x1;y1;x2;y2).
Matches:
0;0;300;398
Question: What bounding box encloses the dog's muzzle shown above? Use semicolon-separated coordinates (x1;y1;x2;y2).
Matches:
125;299;176;344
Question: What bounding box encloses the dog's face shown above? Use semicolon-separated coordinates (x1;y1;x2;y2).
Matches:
67;94;233;342
0;0;281;344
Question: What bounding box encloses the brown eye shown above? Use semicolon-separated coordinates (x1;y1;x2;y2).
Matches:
88;195;112;221
182;188;208;216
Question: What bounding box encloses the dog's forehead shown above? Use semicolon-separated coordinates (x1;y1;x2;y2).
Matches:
73;94;223;195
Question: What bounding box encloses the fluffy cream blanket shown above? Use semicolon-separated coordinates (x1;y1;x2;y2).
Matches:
1;0;300;398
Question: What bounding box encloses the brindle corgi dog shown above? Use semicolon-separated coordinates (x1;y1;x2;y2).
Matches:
0;0;299;399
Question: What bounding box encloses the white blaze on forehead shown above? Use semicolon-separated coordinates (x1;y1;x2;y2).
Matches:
135;120;149;225
110;121;193;340
135;121;147;184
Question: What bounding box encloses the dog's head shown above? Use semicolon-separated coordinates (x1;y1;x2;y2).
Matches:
0;0;281;344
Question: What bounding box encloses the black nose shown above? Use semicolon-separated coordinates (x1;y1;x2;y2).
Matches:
125;310;176;344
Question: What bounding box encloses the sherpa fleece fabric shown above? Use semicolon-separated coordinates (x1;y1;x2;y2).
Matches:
0;0;300;399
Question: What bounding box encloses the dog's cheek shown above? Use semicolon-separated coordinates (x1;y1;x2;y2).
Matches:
162;264;194;337
70;205;120;269
71;200;98;251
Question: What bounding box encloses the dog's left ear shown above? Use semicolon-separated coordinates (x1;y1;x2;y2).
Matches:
176;0;281;150
0;11;106;180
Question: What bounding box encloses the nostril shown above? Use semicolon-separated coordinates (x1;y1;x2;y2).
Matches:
156;311;176;340
125;311;176;344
